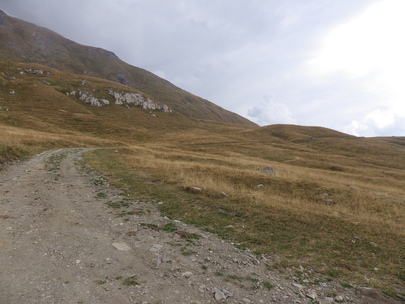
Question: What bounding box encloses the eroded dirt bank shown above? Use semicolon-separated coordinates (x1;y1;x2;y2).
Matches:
0;149;401;304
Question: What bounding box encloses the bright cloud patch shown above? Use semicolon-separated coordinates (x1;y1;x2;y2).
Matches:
344;107;405;137
310;0;405;136
247;96;296;126
311;0;405;78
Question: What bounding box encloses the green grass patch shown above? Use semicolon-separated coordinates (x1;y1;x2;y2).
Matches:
106;200;132;208
226;274;244;282
340;282;354;288
96;192;107;198
0;144;28;164
162;222;177;232
181;247;197;256
262;281;274;290
122;278;140;286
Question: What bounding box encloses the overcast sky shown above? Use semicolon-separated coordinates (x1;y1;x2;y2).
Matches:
2;0;405;136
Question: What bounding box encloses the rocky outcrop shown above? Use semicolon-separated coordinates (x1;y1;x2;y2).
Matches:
76;90;110;107
20;68;50;75
108;89;172;112
67;88;172;112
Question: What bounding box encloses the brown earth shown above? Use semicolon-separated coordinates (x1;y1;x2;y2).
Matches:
0;149;402;304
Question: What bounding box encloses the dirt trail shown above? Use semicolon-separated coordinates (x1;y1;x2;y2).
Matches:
0;149;401;304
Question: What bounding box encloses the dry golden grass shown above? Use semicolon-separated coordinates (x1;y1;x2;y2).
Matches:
0;124;114;164
84;130;405;294
116;144;405;235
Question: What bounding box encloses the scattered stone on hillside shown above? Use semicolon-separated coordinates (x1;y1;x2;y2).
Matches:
316;192;329;198
220;192;228;197
369;242;378;247
348;185;360;189
162;105;170;112
112;242;131;251
188;186;203;193
66;90;76;96
324;199;334;205
292;283;305;290
9;91;15;94
352;236;362;242
247;253;257;259
262;166;276;174
335;295;344;302
150;243;163;253
182;271;193;278
213;288;233;302
257;184;264;188
306;290;318;300
25;69;45;75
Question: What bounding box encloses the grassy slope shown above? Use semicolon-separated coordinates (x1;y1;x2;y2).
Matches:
85;129;405;295
0;64;404;296
0;11;255;126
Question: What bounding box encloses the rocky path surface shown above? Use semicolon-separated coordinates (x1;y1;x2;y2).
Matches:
0;149;401;304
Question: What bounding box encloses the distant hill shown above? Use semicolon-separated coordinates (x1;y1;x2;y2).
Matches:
257;124;354;142
0;10;255;126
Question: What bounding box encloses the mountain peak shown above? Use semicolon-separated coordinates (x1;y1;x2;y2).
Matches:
0;10;7;15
